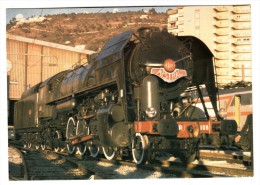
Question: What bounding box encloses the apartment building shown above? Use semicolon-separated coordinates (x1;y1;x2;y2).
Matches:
167;5;251;85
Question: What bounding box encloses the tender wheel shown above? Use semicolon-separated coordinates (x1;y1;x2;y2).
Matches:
102;145;116;160
132;133;149;165
76;119;88;156
66;117;76;155
87;127;99;158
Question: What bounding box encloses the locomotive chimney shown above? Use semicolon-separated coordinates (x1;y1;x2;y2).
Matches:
137;27;160;38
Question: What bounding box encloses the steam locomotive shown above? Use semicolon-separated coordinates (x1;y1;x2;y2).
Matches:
14;27;237;164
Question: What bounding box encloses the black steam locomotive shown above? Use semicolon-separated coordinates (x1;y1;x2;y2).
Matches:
14;27;237;164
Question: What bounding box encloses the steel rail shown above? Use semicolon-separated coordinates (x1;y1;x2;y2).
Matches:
200;151;252;167
156;160;253;177
9;146;29;180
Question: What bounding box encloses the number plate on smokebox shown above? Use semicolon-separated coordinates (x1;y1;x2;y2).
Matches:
151;68;187;83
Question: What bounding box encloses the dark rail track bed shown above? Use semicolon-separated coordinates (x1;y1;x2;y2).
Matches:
9;143;253;180
9;145;96;180
8;146;27;180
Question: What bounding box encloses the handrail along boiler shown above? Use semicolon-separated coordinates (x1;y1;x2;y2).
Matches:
14;27;237;164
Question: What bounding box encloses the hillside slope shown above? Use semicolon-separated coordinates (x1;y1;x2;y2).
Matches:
7;11;168;51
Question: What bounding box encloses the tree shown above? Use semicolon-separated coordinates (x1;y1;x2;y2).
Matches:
149;8;157;14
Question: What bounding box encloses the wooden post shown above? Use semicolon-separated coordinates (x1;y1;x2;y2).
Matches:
24;43;28;91
41;46;44;82
235;95;241;129
242;64;245;81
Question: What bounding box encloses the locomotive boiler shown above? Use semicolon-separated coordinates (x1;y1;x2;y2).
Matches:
14;27;237;164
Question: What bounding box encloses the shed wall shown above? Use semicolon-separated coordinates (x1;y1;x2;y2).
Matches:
7;36;91;100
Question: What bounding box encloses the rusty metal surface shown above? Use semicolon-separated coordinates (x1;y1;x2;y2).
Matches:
134;120;159;134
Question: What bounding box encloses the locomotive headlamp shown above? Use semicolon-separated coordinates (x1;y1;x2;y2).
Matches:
164;59;176;72
145;107;157;119
218;108;227;119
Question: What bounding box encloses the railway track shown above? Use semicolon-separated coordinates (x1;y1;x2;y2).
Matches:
85;156;252;178
71;146;253;178
9;145;102;180
92;158;216;178
199;145;252;166
200;150;252;167
8;146;28;180
9;142;253;179
154;159;252;177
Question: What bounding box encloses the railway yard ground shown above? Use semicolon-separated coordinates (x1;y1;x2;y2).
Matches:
8;141;253;180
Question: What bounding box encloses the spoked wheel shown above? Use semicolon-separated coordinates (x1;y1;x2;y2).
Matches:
77;144;87;156
132;133;149;165
35;145;40;150
89;144;99;158
76;119;88;156
34;133;41;150
87;127;99;158
66;117;76;155
53;130;62;152
28;143;32;149
41;144;46;150
102;145;116;160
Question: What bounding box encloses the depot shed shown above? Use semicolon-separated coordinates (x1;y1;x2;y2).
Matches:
7;34;96;124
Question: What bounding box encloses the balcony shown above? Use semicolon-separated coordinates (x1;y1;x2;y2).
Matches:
232;14;251;22
232;30;251;37
232;22;251;30
233;45;251;53
233;37;251;45
214;28;229;36
215;52;230;60
214;6;230;12
232;6;251;14
214;20;229;28
214;36;229;44
214;12;229;20
233;53;252;61
215;44;229;52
